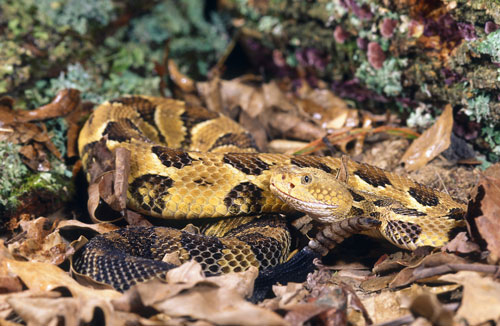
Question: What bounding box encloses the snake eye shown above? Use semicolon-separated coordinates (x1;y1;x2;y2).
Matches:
301;175;312;185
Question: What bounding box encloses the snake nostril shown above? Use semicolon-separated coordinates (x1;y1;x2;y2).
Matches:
290;183;295;189
281;175;285;180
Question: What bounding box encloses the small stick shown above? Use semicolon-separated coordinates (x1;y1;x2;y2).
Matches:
413;263;500;280
434;169;450;196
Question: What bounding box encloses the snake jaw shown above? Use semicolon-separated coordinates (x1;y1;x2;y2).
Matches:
269;166;355;223
270;181;340;222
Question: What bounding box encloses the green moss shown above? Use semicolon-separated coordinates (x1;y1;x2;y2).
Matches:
0;142;73;213
476;29;500;63
463;93;500;162
482;125;500;162
25;63;105;107
464;93;491;123
20;0;229;106
0;40;31;92
128;0;229;77
34;0;115;35
355;57;407;97
45;118;69;157
0;142;29;209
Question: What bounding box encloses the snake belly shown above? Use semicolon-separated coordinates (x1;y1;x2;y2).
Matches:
75;96;467;291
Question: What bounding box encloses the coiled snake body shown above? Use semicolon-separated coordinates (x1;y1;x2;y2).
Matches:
75;96;466;292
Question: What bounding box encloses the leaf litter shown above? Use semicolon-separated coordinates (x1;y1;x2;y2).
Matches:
1;50;499;326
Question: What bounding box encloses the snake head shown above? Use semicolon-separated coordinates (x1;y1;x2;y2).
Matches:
270;166;353;223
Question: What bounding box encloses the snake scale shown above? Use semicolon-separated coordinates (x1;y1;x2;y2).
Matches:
74;96;466;292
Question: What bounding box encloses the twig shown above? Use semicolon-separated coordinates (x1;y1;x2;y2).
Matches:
434;169;450;196
209;29;240;78
294;126;420;155
413;263;500;280
372;314;414;326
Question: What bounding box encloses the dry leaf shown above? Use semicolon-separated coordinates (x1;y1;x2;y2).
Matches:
86;147;131;223
168;59;196;93
440;271;500;324
473;166;500;261
0;242;22;294
441;232;480;254
389;252;468;288
114;261;285;326
409;292;454;326
401;104;453;171
4;259;121;299
57;220;119;235
0;290;61;320
7;217;72;265
267;139;309;154
7;297;117;326
16;89;80;122
361;290;408;324
300;88;358;129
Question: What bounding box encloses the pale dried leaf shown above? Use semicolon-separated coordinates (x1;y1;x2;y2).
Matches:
361;290;408;324
440;271;500;324
152;285;285;326
4;259;121;299
0;290;61;320
7;297;120;326
401;104;453;171
57;220;119;235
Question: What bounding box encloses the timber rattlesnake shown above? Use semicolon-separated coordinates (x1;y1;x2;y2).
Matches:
74;96;466;292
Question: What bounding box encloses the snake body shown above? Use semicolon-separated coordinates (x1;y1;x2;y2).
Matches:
75;96;466;291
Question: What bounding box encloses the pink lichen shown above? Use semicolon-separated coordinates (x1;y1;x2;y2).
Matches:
380;18;398;38
334;26;350;44
367;42;385;69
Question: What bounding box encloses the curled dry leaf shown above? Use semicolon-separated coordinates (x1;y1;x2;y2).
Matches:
114;261;285;326
401;104;453;171
440;271;500;324
16;89;81;122
87;146;131;223
168;59;196;93
0;92;74;171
